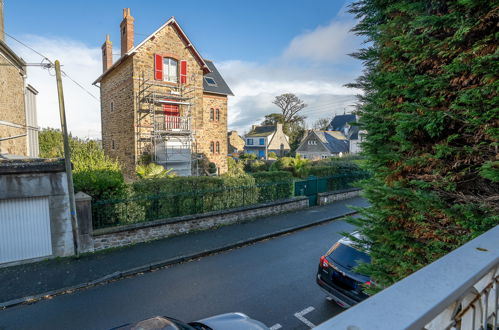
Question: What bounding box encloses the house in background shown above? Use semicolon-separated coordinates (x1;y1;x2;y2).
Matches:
296;130;349;160
93;8;233;177
0;2;39;158
327;113;365;154
244;123;290;159
227;130;244;156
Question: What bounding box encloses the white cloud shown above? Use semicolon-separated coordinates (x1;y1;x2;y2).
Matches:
283;5;361;63
10;35;102;139
7;6;363;139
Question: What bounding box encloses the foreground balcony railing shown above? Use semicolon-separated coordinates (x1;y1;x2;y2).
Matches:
154;115;191;133
316;225;498;330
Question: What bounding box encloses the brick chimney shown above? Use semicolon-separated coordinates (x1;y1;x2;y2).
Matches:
120;8;134;56
102;34;112;72
0;0;4;42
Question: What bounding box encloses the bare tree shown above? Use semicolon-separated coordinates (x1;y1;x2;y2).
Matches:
312;117;331;130
272;93;307;122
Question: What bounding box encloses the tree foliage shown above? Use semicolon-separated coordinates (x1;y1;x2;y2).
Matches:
313;117;331;130
39;128;124;200
262;93;308;153
348;0;499;291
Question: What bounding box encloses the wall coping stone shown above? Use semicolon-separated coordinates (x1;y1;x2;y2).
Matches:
0;159;66;174
93;196;309;236
317;188;361;197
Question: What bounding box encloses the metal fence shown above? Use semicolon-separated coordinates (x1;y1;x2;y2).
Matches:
92;180;293;229
92;172;368;230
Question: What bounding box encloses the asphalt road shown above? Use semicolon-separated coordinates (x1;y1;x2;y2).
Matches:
0;218;355;330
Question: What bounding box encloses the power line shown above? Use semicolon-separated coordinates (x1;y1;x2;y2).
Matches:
5;31;100;102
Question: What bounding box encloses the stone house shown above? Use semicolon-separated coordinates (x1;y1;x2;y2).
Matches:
0;2;39;158
296;130;349;160
244;123;290;159
93;8;233;177
227;130;244;156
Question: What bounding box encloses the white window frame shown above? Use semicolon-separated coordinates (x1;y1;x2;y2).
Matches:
163;58;178;83
247;138;254;145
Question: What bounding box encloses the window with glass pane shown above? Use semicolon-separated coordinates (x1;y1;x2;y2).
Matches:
163;58;178;82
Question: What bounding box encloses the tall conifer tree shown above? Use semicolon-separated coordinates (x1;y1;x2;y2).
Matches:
348;1;498;289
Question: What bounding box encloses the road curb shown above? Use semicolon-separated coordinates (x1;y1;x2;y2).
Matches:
0;210;357;310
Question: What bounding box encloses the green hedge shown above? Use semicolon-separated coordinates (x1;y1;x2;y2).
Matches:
251;171;294;203
93;175;260;228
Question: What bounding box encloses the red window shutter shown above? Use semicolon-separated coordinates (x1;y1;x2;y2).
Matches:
154;54;163;80
180;60;187;84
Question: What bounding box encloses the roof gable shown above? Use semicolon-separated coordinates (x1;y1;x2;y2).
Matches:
94;17;210;84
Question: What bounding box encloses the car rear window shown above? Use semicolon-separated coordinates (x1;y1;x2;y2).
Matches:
327;243;371;270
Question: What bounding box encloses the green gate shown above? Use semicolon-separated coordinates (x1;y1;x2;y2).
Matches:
294;176;319;206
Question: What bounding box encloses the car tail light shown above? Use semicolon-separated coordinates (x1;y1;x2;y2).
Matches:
319;256;329;268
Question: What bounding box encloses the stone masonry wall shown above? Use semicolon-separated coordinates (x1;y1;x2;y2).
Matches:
199;93;228;173
100;22;229;177
0;53;26;156
132;24;205;172
92;196;309;250
318;188;362;205
100;57;136;178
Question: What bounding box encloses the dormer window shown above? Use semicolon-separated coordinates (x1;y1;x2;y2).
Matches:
163;58;178;83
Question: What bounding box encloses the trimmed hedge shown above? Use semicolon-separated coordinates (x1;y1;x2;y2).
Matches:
251;171;294;203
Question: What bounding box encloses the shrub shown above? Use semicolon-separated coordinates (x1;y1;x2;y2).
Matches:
131;175;258;220
136;163;175;179
268;151;277;159
244;159;269;173
251;171;294;203
270;155;309;178
226;157;246;177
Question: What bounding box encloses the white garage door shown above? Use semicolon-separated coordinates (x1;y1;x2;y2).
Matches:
0;197;52;264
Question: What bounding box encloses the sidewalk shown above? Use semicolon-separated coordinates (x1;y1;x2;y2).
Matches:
0;196;369;308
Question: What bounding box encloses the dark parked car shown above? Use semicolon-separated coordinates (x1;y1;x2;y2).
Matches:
111;313;269;330
316;232;371;308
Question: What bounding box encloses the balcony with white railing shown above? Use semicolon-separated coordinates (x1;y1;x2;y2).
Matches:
315;225;499;330
154;115;191;134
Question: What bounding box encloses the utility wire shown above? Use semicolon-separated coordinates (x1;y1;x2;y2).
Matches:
5;31;100;101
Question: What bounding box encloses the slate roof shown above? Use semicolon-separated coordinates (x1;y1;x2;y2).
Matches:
328;114;356;131
246;125;276;137
347;125;360;140
203;60;234;96
314;130;349;154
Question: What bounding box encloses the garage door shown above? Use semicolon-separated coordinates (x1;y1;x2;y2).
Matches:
0;197;52;264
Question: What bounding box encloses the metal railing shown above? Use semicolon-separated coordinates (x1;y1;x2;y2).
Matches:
154;115;191;132
315;225;499;330
92;181;294;229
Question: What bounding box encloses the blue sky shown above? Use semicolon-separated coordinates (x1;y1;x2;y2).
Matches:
4;0;364;138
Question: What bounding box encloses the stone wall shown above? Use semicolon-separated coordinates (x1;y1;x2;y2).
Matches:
200;93;228;173
228;130;245;155
100;57;136;178
318;188;362;205
99;21;230;177
92;196;309;251
0;48;26;156
0;159;75;266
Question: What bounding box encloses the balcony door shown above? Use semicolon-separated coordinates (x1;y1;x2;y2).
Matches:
163;103;180;129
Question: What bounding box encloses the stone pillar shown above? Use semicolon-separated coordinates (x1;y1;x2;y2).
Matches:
75;192;94;253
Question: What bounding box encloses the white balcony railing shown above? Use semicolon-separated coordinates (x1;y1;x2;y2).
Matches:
154;115;191;133
315;225;499;330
